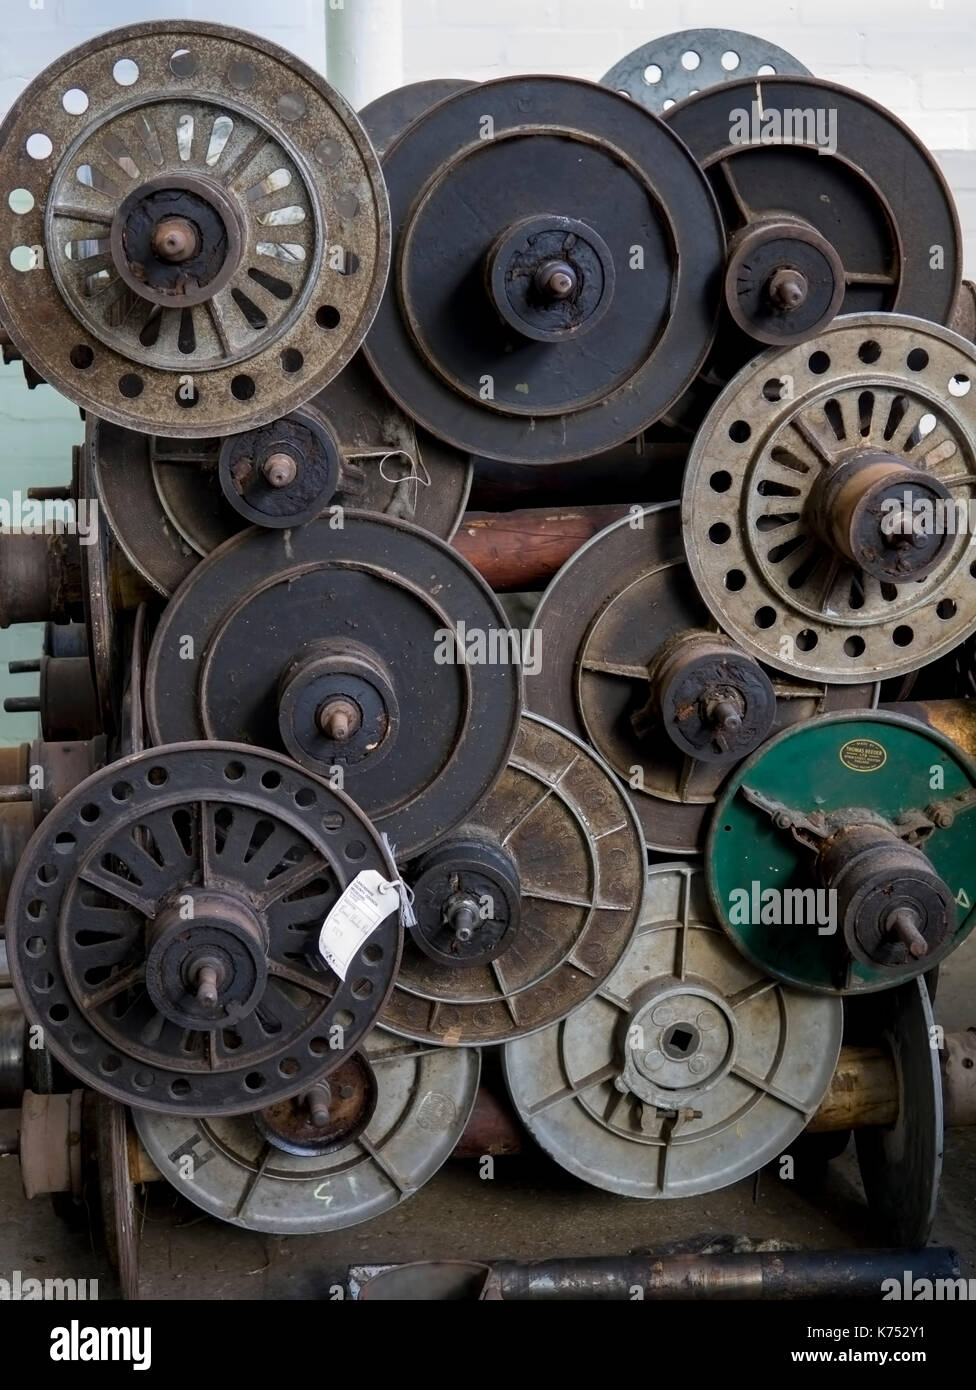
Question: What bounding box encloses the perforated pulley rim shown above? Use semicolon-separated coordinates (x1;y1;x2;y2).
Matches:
601;28;811;112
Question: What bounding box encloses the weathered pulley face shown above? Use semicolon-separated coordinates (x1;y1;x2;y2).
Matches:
145;513;521;858
363;76;725;464
0;22;390;436
89;355;472;596
5;743;402;1115
667;79;960;364
601;29;811;112
217;403;342;528
380;714;646;1046
848;977;943;1246
359;79;475;158
707;711;976;994
132;1029;480;1233
525;504;878;853
683;316;976;683
503;862;842;1198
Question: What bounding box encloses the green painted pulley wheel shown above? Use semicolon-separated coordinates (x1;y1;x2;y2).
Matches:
707;710;976;993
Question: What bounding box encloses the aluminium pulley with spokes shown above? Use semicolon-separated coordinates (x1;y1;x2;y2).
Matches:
380;714;646;1045
0;21;390;436
683;315;976;683
363;75;725;464
5;743;402;1115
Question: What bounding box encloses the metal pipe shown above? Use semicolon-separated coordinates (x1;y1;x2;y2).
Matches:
326;0;403;112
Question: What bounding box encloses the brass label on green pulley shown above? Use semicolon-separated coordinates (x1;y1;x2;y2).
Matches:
839;738;887;772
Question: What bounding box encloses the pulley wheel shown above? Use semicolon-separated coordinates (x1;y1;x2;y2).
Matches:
602;29;810;112
0;21;390;435
848;977;943;1246
667;78;960;358
708;711;976;993
95;1094;140;1300
683;315;976;683
363;75;724;464
380;713;646;1045
90;355;472;596
145;512;521;858
5;742;402;1114
503;862;843;1198
526;503;878;852
359;79;475;158
132;1028;479;1233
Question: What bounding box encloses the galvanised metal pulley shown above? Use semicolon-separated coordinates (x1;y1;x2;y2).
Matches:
707;711;976;993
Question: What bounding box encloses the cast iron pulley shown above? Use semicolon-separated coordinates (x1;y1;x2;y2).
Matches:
363;75;725;464
602;29;811;113
503;862;843;1198
132;1028;480;1233
407;835;521;968
380;713;646;1046
666;78;960;359
0;21;390;436
525;503;878;853
707;711;976;993
359;79;475;158
90;354;473;596
5;742;403;1115
144;512;522;858
682;315;976;683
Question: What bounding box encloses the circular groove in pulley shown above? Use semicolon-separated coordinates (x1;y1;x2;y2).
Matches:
525;503;878;853
503;861;843;1198
144;512;521;858
380;713;647;1045
707;710;976;993
6;742;402;1114
601;29;811;113
363;75;725;464
682;315;976;682
132;1029;479;1233
89;357;472;596
0;21;390;436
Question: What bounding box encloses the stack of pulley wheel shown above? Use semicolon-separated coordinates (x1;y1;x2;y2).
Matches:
0;19;975;1301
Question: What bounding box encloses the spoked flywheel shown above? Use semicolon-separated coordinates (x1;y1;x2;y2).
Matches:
363;76;725;464
503;862;843;1197
144;513;522;858
5;743;402;1115
526;503;878;852
380;713;646;1045
683;316;976;683
0;22;390;435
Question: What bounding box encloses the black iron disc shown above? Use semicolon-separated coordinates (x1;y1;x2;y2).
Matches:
364;76;725;464
359;79;475;158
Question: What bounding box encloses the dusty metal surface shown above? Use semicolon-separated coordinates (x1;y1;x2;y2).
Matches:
683;315;976;682
0;21;390;436
380;713;647;1045
359;79;475;158
363;76;724;464
5;742;402;1114
602;29;810;112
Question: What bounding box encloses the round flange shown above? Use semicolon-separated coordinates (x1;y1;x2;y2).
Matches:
503;862;843;1198
525;503;878;852
89;355;472;596
683;315;976;683
252;1049;378;1156
707;710;976;993
724;217;847;347
408;835;521;968
95;1094;139;1300
359;79;475;158
144;512;521;858
217;404;342;527
5;742;402;1114
0;21;390;436
667;78;960;361
363;75;724;464
380;713;646;1045
132;1029;479;1233
848;977;943;1246
601;29;811;112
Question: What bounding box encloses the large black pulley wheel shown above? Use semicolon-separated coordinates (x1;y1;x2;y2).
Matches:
363;76;725;464
0;22;390;436
5;743;402;1116
145;512;522;857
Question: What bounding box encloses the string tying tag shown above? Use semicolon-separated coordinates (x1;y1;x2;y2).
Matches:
380;833;418;929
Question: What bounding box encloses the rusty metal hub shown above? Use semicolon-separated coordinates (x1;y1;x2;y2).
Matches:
277;639;398;772
723;217;846;346
111;175;242;308
408;836;521;968
218;405;343;528
254;1050;378;1156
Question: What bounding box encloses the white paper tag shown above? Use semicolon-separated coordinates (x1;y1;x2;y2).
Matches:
318;870;399;980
